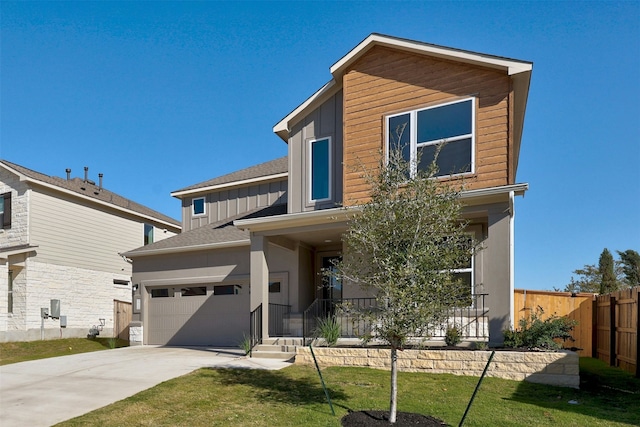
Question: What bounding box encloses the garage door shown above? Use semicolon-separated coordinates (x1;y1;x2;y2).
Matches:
147;284;249;346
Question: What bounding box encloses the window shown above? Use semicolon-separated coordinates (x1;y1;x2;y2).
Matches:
308;137;332;201
150;288;171;298
144;224;154;245
1;192;11;229
192;197;206;216
8;270;13;314
213;284;243;295
269;282;281;293
181;286;207;297
387;98;474;177
449;235;475;306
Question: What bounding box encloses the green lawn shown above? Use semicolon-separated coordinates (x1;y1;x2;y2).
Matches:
0;337;128;365
57;357;640;427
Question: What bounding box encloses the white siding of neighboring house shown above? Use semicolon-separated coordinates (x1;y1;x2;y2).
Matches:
29;187;143;274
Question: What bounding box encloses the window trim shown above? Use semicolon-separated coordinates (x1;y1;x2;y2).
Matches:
385;97;475;178
307;136;333;203
1;192;11;229
144;223;154;245
192;196;206;217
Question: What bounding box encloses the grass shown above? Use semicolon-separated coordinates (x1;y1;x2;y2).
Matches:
0;337;129;365
56;357;640;427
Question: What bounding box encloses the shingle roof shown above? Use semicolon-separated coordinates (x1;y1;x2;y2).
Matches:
124;203;287;256
1;159;180;228
173;156;287;195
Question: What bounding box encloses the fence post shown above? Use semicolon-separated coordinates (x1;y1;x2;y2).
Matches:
592;296;598;358
609;296;616;367
636;290;639;378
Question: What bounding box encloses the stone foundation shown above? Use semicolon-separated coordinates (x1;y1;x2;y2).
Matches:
296;347;579;388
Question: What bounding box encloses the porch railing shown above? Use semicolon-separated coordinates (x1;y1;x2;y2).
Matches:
302;294;489;344
269;303;292;337
249;304;262;356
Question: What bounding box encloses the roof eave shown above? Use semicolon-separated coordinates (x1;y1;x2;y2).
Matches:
171;172;288;198
124;239;250;258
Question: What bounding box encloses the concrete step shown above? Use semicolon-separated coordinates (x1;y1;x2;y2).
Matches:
250;349;296;360
261;337;304;346
254;344;298;353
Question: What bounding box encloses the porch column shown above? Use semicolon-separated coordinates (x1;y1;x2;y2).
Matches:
485;203;512;346
250;234;269;339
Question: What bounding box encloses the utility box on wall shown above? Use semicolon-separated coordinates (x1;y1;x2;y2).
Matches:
50;299;60;319
60;316;67;328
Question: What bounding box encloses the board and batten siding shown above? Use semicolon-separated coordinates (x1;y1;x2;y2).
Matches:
183;179;287;232
29;188;144;274
342;46;512;205
287;90;344;213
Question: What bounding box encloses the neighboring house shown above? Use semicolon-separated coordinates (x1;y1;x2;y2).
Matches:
0;161;181;342
125;33;532;347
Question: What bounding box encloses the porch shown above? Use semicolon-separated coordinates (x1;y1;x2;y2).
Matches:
249;294;489;356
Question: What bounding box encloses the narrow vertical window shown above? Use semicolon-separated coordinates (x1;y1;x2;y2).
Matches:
8;270;13;314
309;137;331;202
144;224;154;245
192;197;206;216
1;192;11;229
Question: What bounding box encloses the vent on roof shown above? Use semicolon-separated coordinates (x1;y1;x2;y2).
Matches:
66;168;71;181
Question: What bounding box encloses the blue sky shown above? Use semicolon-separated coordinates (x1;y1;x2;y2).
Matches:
1;1;638;291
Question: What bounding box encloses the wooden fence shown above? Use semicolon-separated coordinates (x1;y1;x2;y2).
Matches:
514;287;639;377
595;287;639;376
514;289;596;356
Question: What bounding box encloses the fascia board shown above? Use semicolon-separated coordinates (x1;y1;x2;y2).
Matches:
123;239;250;258
331;34;533;79
17;175;181;231
273;80;339;142
234;206;351;232
460;183;529;203
171;173;288;198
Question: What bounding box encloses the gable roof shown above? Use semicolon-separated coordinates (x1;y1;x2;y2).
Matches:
124;203;287;257
171;156;288;198
273;33;532;145
0;160;180;229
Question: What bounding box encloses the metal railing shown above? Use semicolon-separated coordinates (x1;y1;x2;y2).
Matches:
269;303;292;337
249;304;262;356
302;294;489;344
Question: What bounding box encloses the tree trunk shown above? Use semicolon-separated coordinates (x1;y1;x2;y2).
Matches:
389;346;398;423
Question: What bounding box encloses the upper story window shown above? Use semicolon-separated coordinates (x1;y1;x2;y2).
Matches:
1;192;11;229
192;197;206;216
387;98;475;177
144;224;154;245
309;137;332;202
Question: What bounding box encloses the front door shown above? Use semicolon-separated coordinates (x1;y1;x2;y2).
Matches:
321;255;342;301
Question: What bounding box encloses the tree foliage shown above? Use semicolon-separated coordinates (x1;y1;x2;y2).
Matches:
560;248;638;294
333;148;474;423
598;248;617;294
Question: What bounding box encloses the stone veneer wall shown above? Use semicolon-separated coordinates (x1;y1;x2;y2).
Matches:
296;347;579;388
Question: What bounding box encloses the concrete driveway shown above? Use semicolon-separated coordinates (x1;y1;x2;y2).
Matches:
0;345;292;427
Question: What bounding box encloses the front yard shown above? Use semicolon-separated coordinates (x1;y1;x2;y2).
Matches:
56;357;639;427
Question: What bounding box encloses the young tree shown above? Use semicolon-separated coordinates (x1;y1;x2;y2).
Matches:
334;148;474;424
617;249;640;287
599;248;618;294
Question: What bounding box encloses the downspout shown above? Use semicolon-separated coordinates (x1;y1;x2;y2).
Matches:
509;190;515;329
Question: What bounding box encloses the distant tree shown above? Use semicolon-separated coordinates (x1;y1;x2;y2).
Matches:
599;248;618;294
560;264;601;293
617;249;640;287
332;147;474;424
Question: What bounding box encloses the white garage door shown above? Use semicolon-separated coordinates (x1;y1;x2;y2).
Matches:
147;284;249;346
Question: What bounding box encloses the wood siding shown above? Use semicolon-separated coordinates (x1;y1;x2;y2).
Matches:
288;90;344;213
183;179;287;231
342;46;512;205
30;188;145;274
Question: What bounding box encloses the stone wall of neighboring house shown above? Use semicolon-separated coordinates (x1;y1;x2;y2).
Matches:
0;258;131;342
0;167;29;247
296;347;580;388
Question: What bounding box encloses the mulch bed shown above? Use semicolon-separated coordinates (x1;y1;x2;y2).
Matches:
341;410;448;426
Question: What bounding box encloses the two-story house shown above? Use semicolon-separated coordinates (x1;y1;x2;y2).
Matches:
0;161;181;342
125;34;532;349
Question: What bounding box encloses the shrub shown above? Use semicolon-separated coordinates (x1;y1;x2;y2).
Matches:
503;306;577;350
444;325;462;347
314;316;341;347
